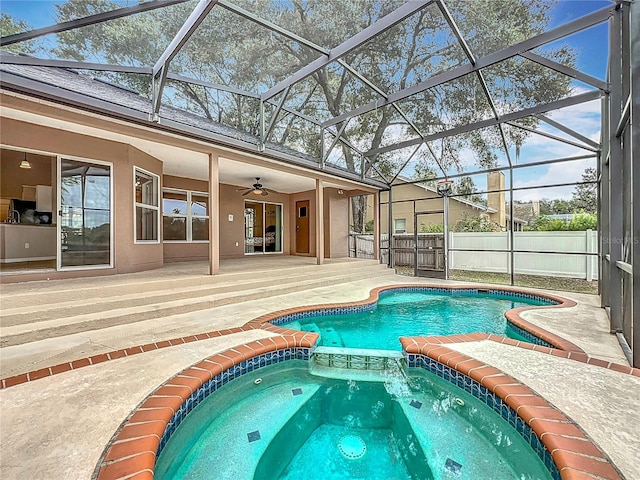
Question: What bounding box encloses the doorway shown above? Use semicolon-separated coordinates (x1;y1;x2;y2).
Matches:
414;210;446;279
295;200;309;254
244;200;282;254
59;158;113;268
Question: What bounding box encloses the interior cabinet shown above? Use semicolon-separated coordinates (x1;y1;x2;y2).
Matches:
36;185;53;211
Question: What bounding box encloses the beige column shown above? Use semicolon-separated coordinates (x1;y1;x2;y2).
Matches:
315;178;324;265
208;153;220;275
373;191;380;260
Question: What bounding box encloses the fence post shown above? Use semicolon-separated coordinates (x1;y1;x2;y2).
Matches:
584;229;595;282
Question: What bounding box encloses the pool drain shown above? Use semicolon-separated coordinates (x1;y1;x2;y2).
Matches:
338;435;367;459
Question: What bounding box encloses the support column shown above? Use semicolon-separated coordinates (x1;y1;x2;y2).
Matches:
208;153;220;275
373;192;380;261
628;0;639;367
608;7;624;332
315;179;324;265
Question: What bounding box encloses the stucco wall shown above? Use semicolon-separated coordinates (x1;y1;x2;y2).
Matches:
162;176;294;262
1;117;163;276
324;188;349;258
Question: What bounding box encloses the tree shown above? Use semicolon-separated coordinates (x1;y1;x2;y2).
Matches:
529;212;596;231
572;167;597;214
0;12;40;55
10;0;575;229
455;176;487;206
539;198;576;215
452;213;501;232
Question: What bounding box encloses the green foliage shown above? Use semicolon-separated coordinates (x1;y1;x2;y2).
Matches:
2;1;576;230
571;167;597;214
529;212;597;231
364;219;374;233
536;169;597;217
539;198;575;215
40;0;574;181
451;213;501;232
568;212;597;230
0;12;39;54
420;222;444;233
529;216;568;231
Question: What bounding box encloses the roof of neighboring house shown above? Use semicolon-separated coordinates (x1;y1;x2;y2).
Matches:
545;214;575;221
396;177;494;212
394;177;528;225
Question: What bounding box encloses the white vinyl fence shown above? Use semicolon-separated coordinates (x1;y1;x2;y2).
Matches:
449;230;598;280
357;230;598;280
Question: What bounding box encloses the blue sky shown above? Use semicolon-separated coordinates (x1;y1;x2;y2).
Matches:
1;0;612;201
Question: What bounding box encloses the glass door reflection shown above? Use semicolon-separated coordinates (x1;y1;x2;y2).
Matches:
244;201;282;254
59;159;111;268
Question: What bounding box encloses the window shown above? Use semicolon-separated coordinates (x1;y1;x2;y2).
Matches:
162;189;209;242
394;218;406;234
134;168;159;242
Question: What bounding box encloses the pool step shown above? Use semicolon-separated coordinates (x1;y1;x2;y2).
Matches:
309;346;406;382
0;263;397;347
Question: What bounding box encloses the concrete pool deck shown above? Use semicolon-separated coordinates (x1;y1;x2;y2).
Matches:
0;258;637;479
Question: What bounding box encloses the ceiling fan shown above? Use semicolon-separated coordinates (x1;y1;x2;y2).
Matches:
235;177;275;196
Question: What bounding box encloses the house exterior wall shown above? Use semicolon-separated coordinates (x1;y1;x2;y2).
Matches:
323;188;349;258
372;184;489;234
1;117;164;278
0;111;368;282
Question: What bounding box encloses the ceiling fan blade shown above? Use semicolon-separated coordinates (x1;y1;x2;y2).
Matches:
242;190;253;196
236;187;249;192
260;190;269;196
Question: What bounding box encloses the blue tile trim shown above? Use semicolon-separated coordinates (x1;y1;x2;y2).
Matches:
406;353;560;480
270;287;558;347
506;322;554;348
156;347;312;457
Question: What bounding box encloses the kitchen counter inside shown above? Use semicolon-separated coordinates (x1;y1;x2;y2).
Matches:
0;223;57;262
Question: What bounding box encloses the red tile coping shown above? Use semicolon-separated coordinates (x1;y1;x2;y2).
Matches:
400;337;624;480
93;333;626;480
244;284;583;351
2;284;638;390
94;334;317;480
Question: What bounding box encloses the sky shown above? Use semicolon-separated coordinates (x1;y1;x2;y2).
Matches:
0;0;613;202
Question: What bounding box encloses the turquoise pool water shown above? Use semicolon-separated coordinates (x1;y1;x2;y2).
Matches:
155;361;552;480
281;291;550;350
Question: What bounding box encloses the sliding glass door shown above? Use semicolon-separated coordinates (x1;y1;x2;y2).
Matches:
59;158;112;268
244;201;282;254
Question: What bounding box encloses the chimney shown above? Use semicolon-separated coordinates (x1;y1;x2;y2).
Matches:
487;172;505;227
532;200;540;217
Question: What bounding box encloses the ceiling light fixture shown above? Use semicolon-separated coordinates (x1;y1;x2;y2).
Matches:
19;152;31;169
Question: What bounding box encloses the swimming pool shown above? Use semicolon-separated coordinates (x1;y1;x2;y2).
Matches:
278;288;555;350
154;361;553;480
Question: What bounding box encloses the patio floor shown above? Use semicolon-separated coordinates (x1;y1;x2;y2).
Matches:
0;257;637;480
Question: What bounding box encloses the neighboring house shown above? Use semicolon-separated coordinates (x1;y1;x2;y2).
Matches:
367;172;527;234
0;63;380;282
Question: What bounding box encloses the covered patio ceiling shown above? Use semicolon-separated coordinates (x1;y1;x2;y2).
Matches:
0;0;615;188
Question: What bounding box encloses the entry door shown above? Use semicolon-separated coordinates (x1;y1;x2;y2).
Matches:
414;210;446;279
58;158;112;268
295;200;309;254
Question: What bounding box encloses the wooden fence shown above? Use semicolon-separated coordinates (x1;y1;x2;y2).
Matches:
350;231;598;280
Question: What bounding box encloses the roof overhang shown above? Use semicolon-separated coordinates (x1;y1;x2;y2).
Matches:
0;73;386;193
